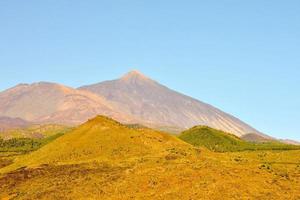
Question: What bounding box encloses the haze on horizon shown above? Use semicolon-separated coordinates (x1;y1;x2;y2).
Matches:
0;1;299;141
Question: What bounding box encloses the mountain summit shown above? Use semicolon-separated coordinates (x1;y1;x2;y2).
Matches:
79;71;261;136
120;70;157;86
121;70;149;80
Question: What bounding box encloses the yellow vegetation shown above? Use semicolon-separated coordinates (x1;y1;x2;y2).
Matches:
0;116;299;199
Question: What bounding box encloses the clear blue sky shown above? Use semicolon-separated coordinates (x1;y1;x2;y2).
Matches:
0;1;299;140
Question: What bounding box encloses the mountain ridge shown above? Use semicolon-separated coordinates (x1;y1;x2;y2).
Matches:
79;70;262;137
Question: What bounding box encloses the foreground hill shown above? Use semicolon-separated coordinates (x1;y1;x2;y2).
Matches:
0;82;134;125
1;116;196;171
80;70;261;137
0;117;300;199
179;126;300;152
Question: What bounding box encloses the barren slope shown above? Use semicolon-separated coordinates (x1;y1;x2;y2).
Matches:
0;82;134;125
80;71;261;136
0;116;29;132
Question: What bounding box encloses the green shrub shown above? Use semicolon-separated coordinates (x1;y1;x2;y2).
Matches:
0;132;65;153
179;126;300;152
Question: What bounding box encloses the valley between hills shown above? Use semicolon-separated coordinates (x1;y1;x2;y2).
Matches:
0;71;300;199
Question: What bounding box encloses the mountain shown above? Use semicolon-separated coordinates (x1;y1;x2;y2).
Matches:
0;124;71;140
279;139;300;145
0;71;264;137
241;133;273;143
241;133;300;145
79;70;261;137
0;116;29;131
0;82;134;125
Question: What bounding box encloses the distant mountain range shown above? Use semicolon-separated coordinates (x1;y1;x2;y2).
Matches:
0;70;264;137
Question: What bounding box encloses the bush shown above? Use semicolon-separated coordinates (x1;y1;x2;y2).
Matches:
0;133;64;153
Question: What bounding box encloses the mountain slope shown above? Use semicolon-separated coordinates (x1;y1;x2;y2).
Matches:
279;139;300;145
0;116;29;131
241;133;273;143
0;82;134;125
80;70;261;136
0;71;264;137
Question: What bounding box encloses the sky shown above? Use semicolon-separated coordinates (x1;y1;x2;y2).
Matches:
0;1;299;141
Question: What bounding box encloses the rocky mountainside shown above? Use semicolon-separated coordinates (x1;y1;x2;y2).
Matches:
0;82;135;125
0;71;264;137
0;116;29;131
79;71;261;136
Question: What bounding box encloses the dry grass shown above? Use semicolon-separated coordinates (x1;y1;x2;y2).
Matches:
0;116;299;199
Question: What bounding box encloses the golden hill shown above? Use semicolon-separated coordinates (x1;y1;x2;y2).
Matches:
79;70;261;137
0;117;300;200
1;116;197;172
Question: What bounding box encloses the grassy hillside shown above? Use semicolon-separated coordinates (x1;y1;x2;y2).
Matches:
179;126;300;152
0;125;72;153
1;116;197;171
0;117;300;199
0;133;65;153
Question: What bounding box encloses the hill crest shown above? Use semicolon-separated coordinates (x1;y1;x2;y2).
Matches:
1;116;196;172
179;125;300;152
